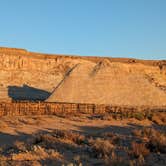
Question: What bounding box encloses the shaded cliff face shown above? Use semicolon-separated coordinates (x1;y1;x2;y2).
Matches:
0;47;166;105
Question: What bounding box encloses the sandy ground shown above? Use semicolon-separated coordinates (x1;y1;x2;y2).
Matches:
0;114;153;146
0;114;165;166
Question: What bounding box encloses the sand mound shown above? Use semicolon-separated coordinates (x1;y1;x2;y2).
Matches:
47;62;166;106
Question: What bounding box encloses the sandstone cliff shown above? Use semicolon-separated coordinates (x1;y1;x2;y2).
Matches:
0;47;85;101
0;47;166;106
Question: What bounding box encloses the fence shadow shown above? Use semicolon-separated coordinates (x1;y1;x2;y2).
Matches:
8;84;51;101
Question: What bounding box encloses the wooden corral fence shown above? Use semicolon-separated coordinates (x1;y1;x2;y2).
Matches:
0;102;165;117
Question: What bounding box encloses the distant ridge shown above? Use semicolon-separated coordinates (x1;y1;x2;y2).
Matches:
0;47;165;65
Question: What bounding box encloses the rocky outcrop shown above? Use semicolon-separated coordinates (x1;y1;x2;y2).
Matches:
0;47;166;106
47;61;166;106
0;47;81;101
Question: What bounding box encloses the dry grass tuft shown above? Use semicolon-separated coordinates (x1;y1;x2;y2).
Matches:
11;145;62;161
0;121;8;130
147;131;166;153
32;129;86;146
151;113;166;125
105;151;129;166
13;140;27;152
132;128;166;154
129;142;150;158
90;138;114;158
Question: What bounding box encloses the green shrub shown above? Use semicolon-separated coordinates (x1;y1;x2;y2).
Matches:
134;113;144;121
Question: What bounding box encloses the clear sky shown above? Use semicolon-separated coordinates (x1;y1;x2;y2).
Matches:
0;0;166;59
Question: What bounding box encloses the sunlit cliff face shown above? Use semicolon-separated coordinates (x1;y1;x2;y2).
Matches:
0;47;166;105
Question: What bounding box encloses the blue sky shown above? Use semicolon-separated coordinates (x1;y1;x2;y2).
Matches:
0;0;166;59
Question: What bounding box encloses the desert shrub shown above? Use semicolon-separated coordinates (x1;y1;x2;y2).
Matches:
147;131;166;153
101;132;121;145
151;113;166;125
129;142;149;158
102;132;115;138
90;138;114;158
101;114;113;120
132;128;166;154
13;141;27;152
161;113;166;123
0;160;42;166
132;129;142;138
133;113;145;121
33;133;57;146
145;112;153;120
105;151;130;166
0;140;62;165
129;155;145;166
141;128;154;138
151;115;163;125
112;114;122;120
11;145;62;162
113;137;121;145
0;121;8;130
32;130;86;146
126;112;134;119
132;127;154;138
53;130;85;145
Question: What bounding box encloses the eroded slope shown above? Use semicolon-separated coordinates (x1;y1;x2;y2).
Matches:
0;47;166;106
47;59;166;106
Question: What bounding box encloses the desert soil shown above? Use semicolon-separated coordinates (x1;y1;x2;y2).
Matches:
0;114;165;166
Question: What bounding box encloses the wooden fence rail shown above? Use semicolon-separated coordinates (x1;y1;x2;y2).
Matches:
0;102;166;117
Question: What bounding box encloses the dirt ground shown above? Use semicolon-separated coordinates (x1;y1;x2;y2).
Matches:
0;114;165;166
